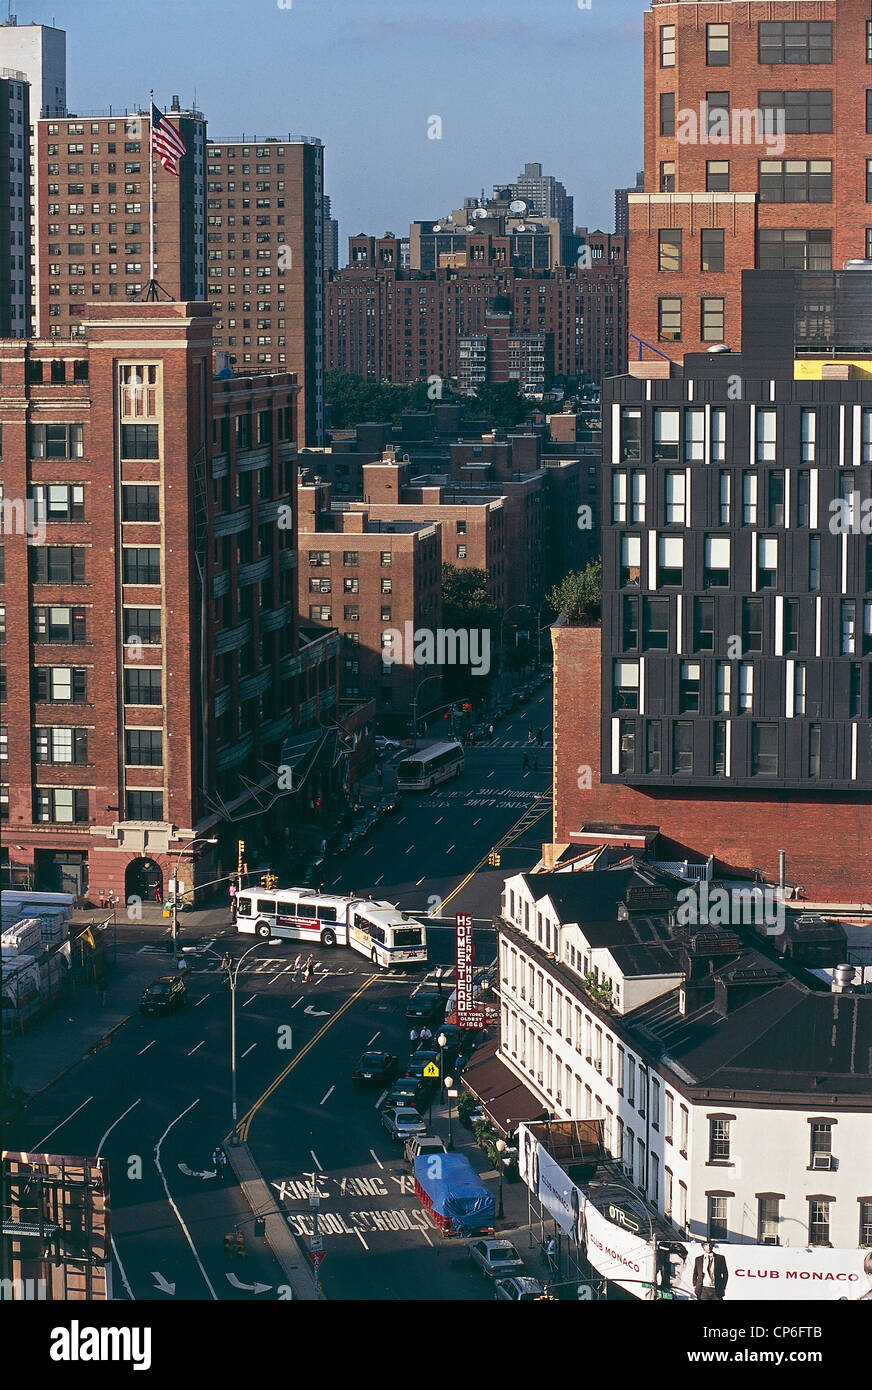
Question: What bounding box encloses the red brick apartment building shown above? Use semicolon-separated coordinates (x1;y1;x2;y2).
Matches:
630;0;871;359
0;301;339;901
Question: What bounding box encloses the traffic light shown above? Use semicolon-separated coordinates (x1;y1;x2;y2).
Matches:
260;871;278;890
488;851;501;867
462;702;471;712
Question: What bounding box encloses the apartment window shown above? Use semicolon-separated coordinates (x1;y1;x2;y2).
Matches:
679;661;701;713
657;535;683;587
706;92;730;136
752;723;778;777
759;89;832;134
626;1056;636;1105
867;160;872;203
34;727;88;765
125;729;162;766
380;552;392;567
715;663;731;715
784;599;800;655
620;535;641;587
758;536;778;588
660;92;675;137
809;534;821;591
30;547;86;585
309;605;331;622
859;1200;872;1247
122;547;160;585
660;24;675;67
124;667;162;705
850;664;862;719
809;723;822;777
700;228;725;273
631;471;646;523
342;551;358;567
309;551;331;567
738;662;754;713
620;407;642;460
456;545;467;559
381;578;392;594
123;608;161;644
343;577;359;593
758;228;831;270
718;471;731;525
693;597;715;652
707;22;730;65
613;660;640;712
757;1196;781;1246
120;423;159;458
743;598;763;653
794;661;807;715
35;788;89;824
707;1196;729;1241
758;21;832;66
646;721;662;774
658;297;681;341
33;607;87;644
701;297;725;342
122;484;159;522
672;721;693;774
664;471;686;523
704;535;731;588
706;160;730;192
684;409;705;462
29;423;84;459
759;159;832;203
612;471;627;523
808;1200;830;1247
756;410;777;462
711;721;726;776
842;600;856;655
795;471;810;528
309;577;331;594
743;471;758;525
660;161;675;193
344;606;360;621
622;596;639;650
658;229;682;273
126;790;163;821
653;410;680;462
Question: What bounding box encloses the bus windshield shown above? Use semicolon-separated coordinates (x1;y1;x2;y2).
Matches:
393;927;422;947
397;758;423;781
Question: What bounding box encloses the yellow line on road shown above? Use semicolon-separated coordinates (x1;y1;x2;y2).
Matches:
434;787;553;915
235;974;378;1144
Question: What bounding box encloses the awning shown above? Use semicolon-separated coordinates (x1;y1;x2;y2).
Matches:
462;1040;549;1137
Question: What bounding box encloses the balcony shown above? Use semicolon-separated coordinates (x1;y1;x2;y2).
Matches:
236;444;271;474
260;603;293;633
238;668;273;702
211;451;230;478
214;619;252;656
238;555;272;586
213;506;252;538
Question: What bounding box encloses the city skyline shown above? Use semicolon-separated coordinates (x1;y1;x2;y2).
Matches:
19;0;644;241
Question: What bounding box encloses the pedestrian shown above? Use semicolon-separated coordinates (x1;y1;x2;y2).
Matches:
217;1149;227;1180
409;1026;419;1047
537;727;544;747
533;754;539;772
292;952;303;982
454;1052;465;1076
488;723;495;743
527;725;534;743
420;1025;433;1046
221;952;233;974
377;765;384;788
434;966;443;997
522;752;530;771
303;954;314;982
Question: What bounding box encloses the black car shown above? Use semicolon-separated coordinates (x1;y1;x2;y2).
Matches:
352;1051;399;1085
139;975;187;1015
384;1077;431;1110
405;991;446;1024
403;1049;440;1081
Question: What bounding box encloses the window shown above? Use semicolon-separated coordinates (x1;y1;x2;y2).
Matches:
716;663;731;715
693;597;715;652
381;577;392;593
707;23;730;66
759;89;832;134
309;577;331;594
343;576;359;593
33;606;87;644
673;721;693;774
380;552;392;567
120;423;159;458
679;661;701;713
706;91;730;137
706;161;730;192
809;534;821;591
620;535;641;587
646;721;661;773
809;723;822;777
123;608;161;644
31;484;85;523
613;660;640;711
35;788;89;824
657;535;683;587
631;471;646;523
704;535;731;588
759;159;832;203
660;24;675;67
707;1196;729;1241
660;161;675;193
738;662;754;713
808;1200;830;1247
658;229;682;272
758;21;832;66
126;789;163;821
743;598;763;653
654;409;680;461
793;661;807;716
841;600;856;655
30;547;86;585
122;547;160;585
309;605;331;622
701;297;725;342
622;595;639;650
784;599;800;656
342;551;358;567
618;720;636;773
124;667;162;705
756;410;777;463
685;409;705;462
665;471;686;524
456;545;467;559
700;228;725;273
612;471;627;523
660;91;675;137
658;297;681;341
752;723;778;776
859;1200;872;1247
122;484;160;521
29;423;84;458
743;471;758;525
34;727;88;764
757;535;778;589
621;407;642;460
643;597;669;650
344;606;360;622
758;228;831;270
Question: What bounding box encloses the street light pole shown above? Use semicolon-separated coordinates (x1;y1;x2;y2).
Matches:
496;1138;507;1219
445;1076;455;1150
171;835;217;960
411;673;442;753
227;939;271;1140
437;1031;447;1104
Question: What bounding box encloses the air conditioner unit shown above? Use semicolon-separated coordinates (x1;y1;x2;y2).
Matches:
812;1153;834;1171
761;1235;780;1246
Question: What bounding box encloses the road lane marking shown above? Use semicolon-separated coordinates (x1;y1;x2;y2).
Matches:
354;1229;369;1250
447;844;455;853
34;1096;93;1149
373;874;384;885
375;1089;388;1108
310;1150;323;1171
97;1101;142;1294
369;1149;384;1170
319;1086;335;1106
405;844;414;852
291;996;304;1008
194;994;210;1007
237;975;378;1143
97;1098;141;1157
187;1040;205;1056
434;817;443;825
138;1040;155;1055
487;770;495;778
473;818;482;826
154;1101;217;1300
364;845;374;855
242;1043;257;1059
396;816;406;825
366;1031;380;1046
415;877;425;886
330;876;342;887
243;994;258;1007
421;1230;433;1246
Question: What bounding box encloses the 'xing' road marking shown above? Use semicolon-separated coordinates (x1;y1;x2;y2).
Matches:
375;1088;388;1108
236;975;378;1143
369;1149;384;1170
310;1150;323;1171
195;994;210;1007
138;1040;155;1055
366;1031;380;1046
241;1043;257;1059
243;994;258;1007
319;1085;335;1106
187;1040;205;1056
154;1100;218;1300
34;1096;93;1149
291;996;303;1008
434;816;443;825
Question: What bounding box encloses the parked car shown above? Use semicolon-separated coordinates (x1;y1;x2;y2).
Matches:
494;1276;545;1301
352;1051;399;1085
406;991;445;1023
380;1106;427;1142
404;1133;447;1165
385;1077;431;1110
375;736;403;752
139;975;187;1015
404;1049;440;1080
468;1238;526;1278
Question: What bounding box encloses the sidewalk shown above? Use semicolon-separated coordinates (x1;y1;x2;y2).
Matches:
224;1141;319;1300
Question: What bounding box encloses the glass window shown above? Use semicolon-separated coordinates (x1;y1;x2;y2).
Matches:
716;663;731;714
621;407;642;460
743;598;764;652
679;661;701;713
706;161;730;192
719;471;731;524
620;534;641;587
758;21;832;66
658;298;681;341
701;297;725;341
758;535;778;587
660;92;675;137
657;534;683;586
665;470;686;523
707;23;730;65
613;660;640;711
660;24;676;67
672;721;693;774
808;1200;830;1247
752;723;778;776
685;409;705;462
643;597;669;650
658;229;682;272
708;1196;729;1241
700;228;725;273
654;409;680;460
757;228;831;270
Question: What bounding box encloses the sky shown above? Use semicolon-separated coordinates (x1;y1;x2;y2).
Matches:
25;0;645;251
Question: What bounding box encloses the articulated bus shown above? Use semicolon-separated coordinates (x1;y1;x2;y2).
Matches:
235;888;427;969
396;739;464;791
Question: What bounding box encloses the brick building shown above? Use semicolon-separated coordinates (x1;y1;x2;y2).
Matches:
205;135;325;446
0;301;341;901
630;0;871;360
326;232;626;387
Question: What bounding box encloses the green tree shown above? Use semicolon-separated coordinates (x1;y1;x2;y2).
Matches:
547;558;602;624
441;564;499;701
471;381;527;430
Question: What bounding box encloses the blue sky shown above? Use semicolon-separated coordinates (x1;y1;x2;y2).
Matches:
40;0;644;250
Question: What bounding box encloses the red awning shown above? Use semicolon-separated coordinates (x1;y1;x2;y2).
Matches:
462;1040;549;1137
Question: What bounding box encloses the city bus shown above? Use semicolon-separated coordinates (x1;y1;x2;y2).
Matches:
234;888;427;969
396;739;464;791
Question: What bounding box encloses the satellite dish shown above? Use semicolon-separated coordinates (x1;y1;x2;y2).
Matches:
509;199;527;214
473;207;489;220
432;223;442;232
465;224;475;232
515;224;527;232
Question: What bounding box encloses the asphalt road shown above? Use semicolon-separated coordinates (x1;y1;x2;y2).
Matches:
5;683;553;1301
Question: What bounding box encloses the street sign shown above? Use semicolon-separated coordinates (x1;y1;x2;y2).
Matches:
422;1062;439;1078
308;1250;325;1270
310;1234;323;1252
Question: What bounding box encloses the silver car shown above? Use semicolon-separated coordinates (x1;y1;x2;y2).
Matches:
380;1105;427;1142
468;1238;526;1278
494;1276;546;1301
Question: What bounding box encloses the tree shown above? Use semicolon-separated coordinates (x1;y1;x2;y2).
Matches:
471;381;527;431
441;564;499;701
547;558;602;624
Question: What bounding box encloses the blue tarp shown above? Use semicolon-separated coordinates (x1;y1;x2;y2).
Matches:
414;1153;495;1235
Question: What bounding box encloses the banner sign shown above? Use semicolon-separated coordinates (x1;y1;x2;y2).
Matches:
455;913;485;1027
671;1241;872;1303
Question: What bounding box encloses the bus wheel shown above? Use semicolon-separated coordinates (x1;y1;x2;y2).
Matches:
256;922;271;939
321;928;337;947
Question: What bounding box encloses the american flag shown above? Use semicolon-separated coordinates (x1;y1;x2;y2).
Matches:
150;102;186;175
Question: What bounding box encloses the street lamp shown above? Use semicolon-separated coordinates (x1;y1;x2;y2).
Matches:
437;1030;447;1103
171;835;218;960
410;673;442;753
225;938;271;1140
496;1138;507;1219
445;1076;455;1150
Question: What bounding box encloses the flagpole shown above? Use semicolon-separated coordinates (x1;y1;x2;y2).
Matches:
148;88;156;295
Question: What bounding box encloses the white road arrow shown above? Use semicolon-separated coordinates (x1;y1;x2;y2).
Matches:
304;1005;330;1017
151;1271;176;1295
177;1163;218;1179
226;1272;272;1294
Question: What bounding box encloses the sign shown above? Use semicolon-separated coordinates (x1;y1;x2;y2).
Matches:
310;1233;323;1252
308;1249;325;1270
671;1241;872;1303
422;1062;439;1078
454;913;475;1025
583;1198;655;1295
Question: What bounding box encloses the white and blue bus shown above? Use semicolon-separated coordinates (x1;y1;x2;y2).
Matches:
396;739;464;791
235;888;427;969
